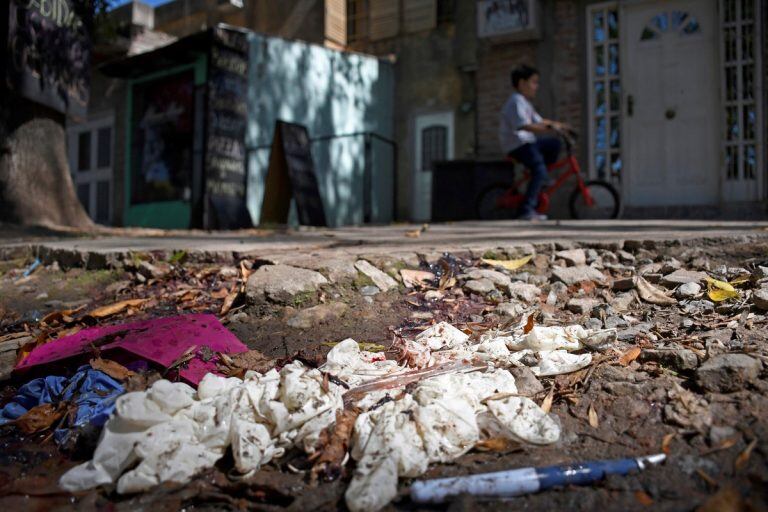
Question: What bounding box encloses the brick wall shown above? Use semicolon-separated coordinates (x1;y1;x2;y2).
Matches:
476;41;537;158
550;0;582;137
475;0;584;159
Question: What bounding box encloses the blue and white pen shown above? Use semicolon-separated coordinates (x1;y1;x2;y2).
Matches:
410;453;666;503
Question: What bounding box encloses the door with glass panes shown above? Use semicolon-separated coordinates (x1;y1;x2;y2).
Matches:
67;118;114;225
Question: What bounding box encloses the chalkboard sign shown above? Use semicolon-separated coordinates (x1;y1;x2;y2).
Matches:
261;121;327;227
204;26;252;229
4;0;91;118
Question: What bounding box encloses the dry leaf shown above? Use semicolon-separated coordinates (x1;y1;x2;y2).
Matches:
634;490;654;506
541;386;554;414
695;469;719;488
481;255;533;272
404;229;421;238
15;403;67;434
400;269;435;288
310;407;360;482
696;485;743;512
636;276;677;305
705;277;740;302
211;288;229;299
734;439;757;471
523;314;536;334
90;357;135;381
662;433;675;454
588;404;599;428
475;437;517;452
618;346;642;366
438;274;456;290
239;260;253;282
220;288;242;315
88;298;149;318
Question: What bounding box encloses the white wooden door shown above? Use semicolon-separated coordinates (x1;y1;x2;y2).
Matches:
622;0;719;206
412;111;454;222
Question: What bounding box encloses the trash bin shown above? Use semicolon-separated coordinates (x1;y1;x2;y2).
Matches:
431;160;514;221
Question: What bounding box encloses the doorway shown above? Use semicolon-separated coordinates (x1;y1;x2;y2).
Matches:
621;0;720;207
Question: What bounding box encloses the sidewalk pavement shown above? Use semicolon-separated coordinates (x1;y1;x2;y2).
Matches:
2;220;768;264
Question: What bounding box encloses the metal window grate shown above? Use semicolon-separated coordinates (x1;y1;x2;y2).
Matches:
421;125;447;171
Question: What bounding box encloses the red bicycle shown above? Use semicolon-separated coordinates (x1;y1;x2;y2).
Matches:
475;133;621;220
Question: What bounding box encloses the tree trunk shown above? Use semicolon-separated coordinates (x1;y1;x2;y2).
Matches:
0;93;94;230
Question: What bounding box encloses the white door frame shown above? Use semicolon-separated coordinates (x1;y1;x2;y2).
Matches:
67;115;115;224
585;1;621;185
412;111;454;222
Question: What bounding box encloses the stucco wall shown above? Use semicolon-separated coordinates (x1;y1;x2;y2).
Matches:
246;34;394;227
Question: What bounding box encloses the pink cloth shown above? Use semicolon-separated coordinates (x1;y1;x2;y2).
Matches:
15;314;247;385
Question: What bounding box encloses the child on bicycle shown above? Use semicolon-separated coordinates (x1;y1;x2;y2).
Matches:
499;64;571;220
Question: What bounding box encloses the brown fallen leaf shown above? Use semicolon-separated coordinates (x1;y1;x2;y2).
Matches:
40;308;81;326
474;437;519;452
734;438;757;471
588;404;599;428
404;229;421;238
524;313;536;334
310;407;360;482
218;349;275;377
636;276;677;305
400;269;435;288
696;485;743;512
166;345;198;372
220;287;243;316
238;260;253;281
634;490;654;506
15;403;68;434
87;298;150;319
211;287;229;299
541;386;554;414
90;357;135;381
695;469;719;488
618;346;642;366
661;432;675;454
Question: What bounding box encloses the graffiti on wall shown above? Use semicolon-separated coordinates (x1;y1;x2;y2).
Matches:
5;0;90;117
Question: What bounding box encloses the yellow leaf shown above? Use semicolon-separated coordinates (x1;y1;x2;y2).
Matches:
481;255;533;272
730;276;750;286
705;277;740;302
708;288;740;302
705;277;736;292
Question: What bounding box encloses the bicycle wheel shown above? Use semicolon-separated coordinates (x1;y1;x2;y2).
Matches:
475;184;517;220
569;180;621;219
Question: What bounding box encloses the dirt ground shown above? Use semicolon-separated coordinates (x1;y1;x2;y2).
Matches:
0;238;766;511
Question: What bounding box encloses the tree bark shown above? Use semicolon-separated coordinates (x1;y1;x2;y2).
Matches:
0;92;94;230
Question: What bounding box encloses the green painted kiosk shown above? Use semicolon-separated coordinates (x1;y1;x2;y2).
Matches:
103;26;251;230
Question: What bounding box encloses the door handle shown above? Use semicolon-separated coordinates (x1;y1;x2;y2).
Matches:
627;94;634;117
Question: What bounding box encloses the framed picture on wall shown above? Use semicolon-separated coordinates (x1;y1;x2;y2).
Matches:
477;0;540;41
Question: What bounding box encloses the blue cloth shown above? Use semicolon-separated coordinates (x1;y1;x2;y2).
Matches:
0;365;124;445
509;136;561;216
